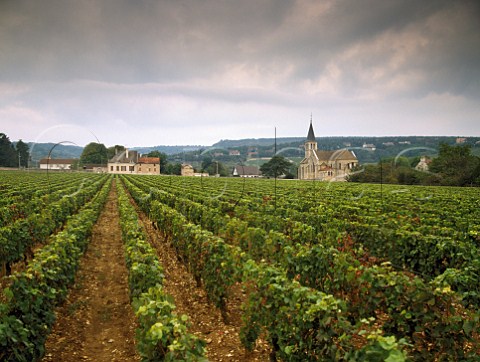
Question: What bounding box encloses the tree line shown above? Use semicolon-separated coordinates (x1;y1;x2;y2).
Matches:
0;133;30;168
348;144;480;187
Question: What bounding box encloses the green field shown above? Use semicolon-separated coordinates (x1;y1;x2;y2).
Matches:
1;171;479;361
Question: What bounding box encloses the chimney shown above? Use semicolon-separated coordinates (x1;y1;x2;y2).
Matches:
126;148;129;159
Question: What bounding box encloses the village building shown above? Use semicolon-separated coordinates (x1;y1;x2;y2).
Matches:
232;165;261;178
298;121;358;181
362;143;376;151
108;149;138;174
108;149;160;175
180;163;208;177
39;158;76;170
181;163;195;176
136;157;160;175
415;156;432;172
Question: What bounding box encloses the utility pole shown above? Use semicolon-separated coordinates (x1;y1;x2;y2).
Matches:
274;126;277;212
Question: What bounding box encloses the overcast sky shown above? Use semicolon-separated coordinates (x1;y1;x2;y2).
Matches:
1;0;479;147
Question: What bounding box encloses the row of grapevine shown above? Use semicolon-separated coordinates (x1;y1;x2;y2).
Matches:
0;176;111;361
120;176;410;361
115;179;207;361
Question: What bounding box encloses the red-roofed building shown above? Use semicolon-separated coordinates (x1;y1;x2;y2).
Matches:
137;157;160;175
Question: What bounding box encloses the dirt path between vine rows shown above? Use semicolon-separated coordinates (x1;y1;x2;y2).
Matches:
43;181;140;362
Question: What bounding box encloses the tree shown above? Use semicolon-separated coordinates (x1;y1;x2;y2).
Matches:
429;143;480;186
260;155;292;178
201;156;213;172
80;142;108;165
0;133;18;167
165;163;182;175
107;145;125;160
199;156;225;176
146;150;168;173
204;160;228;176
348;145;480;187
15;139;30;168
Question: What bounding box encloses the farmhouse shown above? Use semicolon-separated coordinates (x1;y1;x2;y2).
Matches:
298;121;358;181
39;158;76;170
232;165;261;178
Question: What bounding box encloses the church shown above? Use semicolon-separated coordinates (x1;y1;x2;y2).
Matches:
298;120;358;181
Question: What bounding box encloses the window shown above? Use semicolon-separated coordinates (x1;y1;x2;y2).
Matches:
154;168;156;172
129;166;134;172
116;166;119;171
110;166;113;171
121;166;126;171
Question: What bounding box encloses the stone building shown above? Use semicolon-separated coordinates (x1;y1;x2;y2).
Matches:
136;157;160;175
108;149;138;174
415;156;432;172
181;164;194;176
298;121;358;181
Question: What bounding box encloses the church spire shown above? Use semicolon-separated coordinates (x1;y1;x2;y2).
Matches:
305;116;318;158
307;115;316;142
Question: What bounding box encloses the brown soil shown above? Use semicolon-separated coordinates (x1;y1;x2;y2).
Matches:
42;180;270;361
42;182;140;362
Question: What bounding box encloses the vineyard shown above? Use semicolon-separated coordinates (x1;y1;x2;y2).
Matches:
1;170;479;361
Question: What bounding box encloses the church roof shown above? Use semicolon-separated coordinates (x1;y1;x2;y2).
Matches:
315;149;357;161
306;120;316;142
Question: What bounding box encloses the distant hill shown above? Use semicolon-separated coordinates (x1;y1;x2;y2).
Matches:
132;145;204;155
213;136;473;149
206;136;480;164
213;137;304;148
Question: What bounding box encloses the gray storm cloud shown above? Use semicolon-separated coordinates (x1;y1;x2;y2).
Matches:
0;0;479;145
